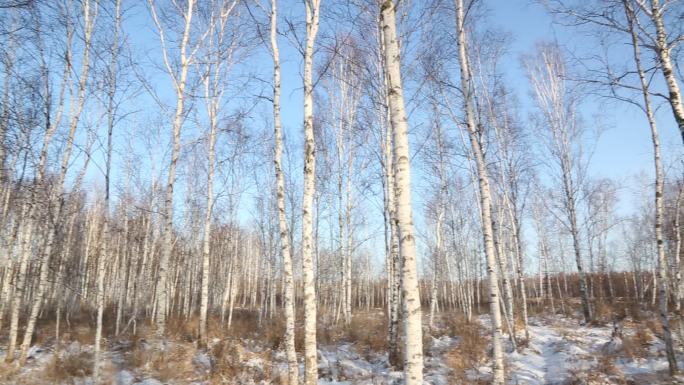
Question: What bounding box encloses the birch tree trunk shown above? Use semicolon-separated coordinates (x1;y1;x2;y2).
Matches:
198;0;238;345
378;22;402;368
674;184;683;313
95;0;121;377
199;61;217;348
379;2;423;383
641;0;684;144
624;1;678;373
455;0;505;382
386;115;402;369
149;0;195;336
525;43;592;323
270;0;298;382
302;0;321;383
17;0;96;365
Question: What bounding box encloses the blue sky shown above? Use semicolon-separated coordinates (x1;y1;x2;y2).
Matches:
487;0;681;219
83;0;683;275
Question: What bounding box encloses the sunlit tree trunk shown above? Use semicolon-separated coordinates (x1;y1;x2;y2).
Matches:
455;0;505;382
624;1;678;374
674;184;683;313
377;22;402;368
380;2;423;383
95;0;120;377
148;0;195;336
270;0;298;381
18;0;97;365
302;1;321;382
636;0;684;143
199;0;238;346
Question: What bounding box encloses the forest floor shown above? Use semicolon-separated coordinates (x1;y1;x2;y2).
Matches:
1;306;684;384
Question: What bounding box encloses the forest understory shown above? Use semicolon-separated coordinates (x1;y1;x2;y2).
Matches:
1;298;682;385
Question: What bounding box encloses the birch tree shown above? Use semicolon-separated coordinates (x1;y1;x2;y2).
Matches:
302;0;321;383
547;0;684;144
379;1;423;383
95;0;122;377
622;0;677;373
638;0;684;144
14;0;97;365
265;0;298;381
197;0;240;347
524;43;593;324
148;0;200;336
375;14;402;367
454;0;505;382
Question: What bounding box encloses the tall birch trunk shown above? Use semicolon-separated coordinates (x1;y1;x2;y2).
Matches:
302;0;321;383
6;12;73;361
525;44;592;323
199;65;217;347
642;0;684;144
624;1;678;374
379;2;424;383
674;184;683;313
270;0;298;382
378;22;402;368
455;0;505;382
18;0;96;365
95;0;120;377
149;0;195;336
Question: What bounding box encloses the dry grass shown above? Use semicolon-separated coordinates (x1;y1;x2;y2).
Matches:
42;350;94;382
0;362;21;385
568;351;635;385
591;300;615;325
626;301;645;322
345;313;387;355
295;311;387;357
208;339;280;385
619;324;652;360
122;340;196;382
167;315;200;343
117;311;289;384
441;314;487;383
165;310;292;349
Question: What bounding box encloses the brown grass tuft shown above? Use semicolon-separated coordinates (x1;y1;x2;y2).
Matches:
208;339;276;384
43;350;94;382
442;314;487;383
345;313;387;355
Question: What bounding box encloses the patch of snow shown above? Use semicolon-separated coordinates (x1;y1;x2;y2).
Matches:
192;352;213;375
116;370;136;385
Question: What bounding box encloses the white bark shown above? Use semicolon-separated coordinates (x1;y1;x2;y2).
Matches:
199;62;217;347
378;23;402;368
379;2;423;383
525;43;592;323
18;0;97;365
199;0;238;345
148;0;195;336
270;0;298;382
95;0;121;377
302;0;321;383
674;183;683;313
624;1;678;373
455;0;505;382
642;0;684;143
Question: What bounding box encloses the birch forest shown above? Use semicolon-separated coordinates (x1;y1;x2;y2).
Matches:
1;0;684;384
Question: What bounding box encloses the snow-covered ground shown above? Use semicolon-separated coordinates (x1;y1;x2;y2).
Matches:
505;315;684;385
3;313;684;384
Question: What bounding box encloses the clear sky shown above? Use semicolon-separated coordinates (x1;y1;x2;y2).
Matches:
490;0;682;214
87;0;682;275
